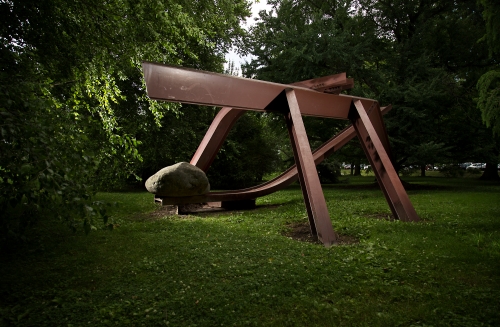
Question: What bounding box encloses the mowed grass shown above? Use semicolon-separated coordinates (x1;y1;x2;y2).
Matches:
1;176;499;326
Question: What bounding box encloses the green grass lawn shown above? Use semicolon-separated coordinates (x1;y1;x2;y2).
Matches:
1;176;499;326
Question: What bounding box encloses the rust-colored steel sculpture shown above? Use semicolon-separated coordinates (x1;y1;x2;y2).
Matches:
154;105;392;205
142;62;419;246
190;72;354;171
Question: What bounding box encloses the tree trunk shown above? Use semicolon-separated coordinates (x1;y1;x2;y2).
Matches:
420;164;426;177
479;162;500;180
354;163;361;176
394;158;407;177
350;162;354;175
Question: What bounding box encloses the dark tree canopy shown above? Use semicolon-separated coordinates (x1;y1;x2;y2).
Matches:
476;0;500;138
242;0;499;178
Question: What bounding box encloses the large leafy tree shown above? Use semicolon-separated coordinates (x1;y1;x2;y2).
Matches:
0;0;250;241
243;0;497;177
358;0;498;178
241;0;375;174
475;0;500;179
358;0;493;174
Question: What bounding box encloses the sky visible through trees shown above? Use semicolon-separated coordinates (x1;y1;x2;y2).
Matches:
225;0;272;72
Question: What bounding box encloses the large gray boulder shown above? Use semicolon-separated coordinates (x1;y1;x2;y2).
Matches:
145;162;210;197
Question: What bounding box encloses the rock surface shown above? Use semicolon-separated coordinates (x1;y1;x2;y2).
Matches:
145;162;210;197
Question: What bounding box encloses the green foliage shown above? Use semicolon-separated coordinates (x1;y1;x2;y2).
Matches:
243;0;497;173
0;78;103;241
407;141;451;167
316;159;341;184
110;104;216;187
399;165;418;177
439;164;466;178
243;0;381;85
0;177;499;326
477;70;500;135
476;0;500;136
208;113;283;189
466;167;482;175
0;0;250;240
479;0;500;56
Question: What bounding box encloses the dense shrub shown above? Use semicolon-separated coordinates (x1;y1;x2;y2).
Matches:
317;160;341;184
207;114;282;189
440;164;466;177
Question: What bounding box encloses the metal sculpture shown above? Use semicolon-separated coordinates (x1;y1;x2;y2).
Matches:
142;62;420;246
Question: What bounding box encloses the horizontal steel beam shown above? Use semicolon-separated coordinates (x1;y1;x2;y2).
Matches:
142;62;374;119
290;73;354;94
190;74;355;171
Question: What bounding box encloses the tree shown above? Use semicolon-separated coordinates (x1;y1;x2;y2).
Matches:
0;0;250;242
243;0;497;178
477;70;500;136
474;0;500;180
207;113;283;189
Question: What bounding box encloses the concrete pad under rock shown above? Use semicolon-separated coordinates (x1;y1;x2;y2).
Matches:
145;162;210;197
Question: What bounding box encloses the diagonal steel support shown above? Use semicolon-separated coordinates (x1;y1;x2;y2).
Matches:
350;100;420;222
190;107;246;171
284;89;337;245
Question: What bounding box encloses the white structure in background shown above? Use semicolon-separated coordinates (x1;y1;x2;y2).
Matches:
224;1;273;75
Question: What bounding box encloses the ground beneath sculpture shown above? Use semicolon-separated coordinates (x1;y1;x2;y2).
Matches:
144;203;247;220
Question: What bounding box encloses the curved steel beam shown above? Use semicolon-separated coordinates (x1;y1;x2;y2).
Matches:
156;106;392;206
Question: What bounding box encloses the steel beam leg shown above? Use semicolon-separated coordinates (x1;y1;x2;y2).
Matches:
190;107;246;172
284;89;337;246
350;100;420;222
